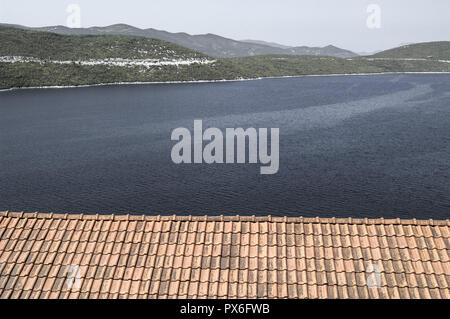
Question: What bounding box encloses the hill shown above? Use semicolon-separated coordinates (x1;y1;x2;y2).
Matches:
372;42;450;60
285;45;357;58
0;23;358;59
1;26;449;90
0;26;209;61
241;39;292;49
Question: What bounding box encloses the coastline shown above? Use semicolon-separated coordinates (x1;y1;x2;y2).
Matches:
1;71;450;92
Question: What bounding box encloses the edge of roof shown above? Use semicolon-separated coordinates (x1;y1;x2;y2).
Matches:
0;211;448;226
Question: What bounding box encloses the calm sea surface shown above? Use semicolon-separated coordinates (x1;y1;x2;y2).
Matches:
1;74;449;219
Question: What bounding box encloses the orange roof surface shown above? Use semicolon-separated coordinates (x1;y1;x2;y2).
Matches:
0;211;448;299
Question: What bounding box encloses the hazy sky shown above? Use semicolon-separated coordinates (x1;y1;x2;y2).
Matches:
0;0;449;52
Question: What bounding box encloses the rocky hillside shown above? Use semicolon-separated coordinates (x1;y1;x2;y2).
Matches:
372;42;450;60
1;23;358;59
0;26;211;62
1;26;449;90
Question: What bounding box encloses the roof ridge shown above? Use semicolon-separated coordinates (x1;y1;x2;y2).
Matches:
0;211;448;226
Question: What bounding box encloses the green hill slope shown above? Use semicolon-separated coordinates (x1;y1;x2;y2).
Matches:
0;27;208;61
372;42;450;60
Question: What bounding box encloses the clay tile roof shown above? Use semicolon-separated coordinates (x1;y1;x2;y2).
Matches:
0;211;448;299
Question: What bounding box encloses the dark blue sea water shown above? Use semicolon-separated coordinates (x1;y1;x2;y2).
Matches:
0;74;449;219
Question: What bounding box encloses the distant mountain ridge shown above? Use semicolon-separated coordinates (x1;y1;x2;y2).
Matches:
241;39;293;49
242;39;358;58
0;23;358;58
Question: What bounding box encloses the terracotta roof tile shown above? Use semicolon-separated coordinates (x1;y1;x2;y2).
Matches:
0;212;448;299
